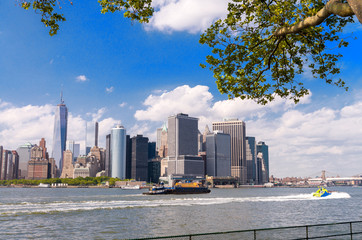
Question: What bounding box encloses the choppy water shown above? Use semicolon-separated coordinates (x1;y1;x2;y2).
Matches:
0;187;360;239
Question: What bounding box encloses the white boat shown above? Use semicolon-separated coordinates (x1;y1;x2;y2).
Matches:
121;185;140;190
38;183;50;188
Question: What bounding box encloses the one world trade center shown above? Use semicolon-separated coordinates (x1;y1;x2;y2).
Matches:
52;93;68;176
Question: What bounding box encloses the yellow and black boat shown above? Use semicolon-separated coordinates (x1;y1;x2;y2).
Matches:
313;187;331;197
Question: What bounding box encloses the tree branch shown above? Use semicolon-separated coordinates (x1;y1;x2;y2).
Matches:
273;0;354;37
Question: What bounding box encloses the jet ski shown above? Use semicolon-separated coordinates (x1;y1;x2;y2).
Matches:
313;187;331;197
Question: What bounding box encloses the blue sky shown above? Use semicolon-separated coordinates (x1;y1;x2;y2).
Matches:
1;0;362;177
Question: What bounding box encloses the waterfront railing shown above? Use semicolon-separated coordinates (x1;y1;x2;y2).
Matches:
126;220;362;240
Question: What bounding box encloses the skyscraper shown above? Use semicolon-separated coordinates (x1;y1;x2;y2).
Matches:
257;141;269;183
131;135;149;181
246;136;257;184
52;93;68;175
105;134;111;176
206;131;231;177
111;125;126;179
167;113;204;176
95;121;99;147
212;119;247;184
16;143;34;178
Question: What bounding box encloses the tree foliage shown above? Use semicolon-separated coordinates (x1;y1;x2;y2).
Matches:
20;0;360;104
200;0;356;104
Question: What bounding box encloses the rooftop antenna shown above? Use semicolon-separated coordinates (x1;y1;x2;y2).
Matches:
60;85;64;104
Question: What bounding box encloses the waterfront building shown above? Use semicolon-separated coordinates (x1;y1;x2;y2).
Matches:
16;143;34;178
212;119;247;184
167;113;204;176
131;135;149;181
257;141;269;183
148;159;160;183
126;135;132;179
202;125;211;152
39;138;48;160
246;137;258;184
1;150;9;180
60;150;74;178
0;146;2;180
148;142;156;159
11;151;19;180
197;130;203;152
52;93;68;175
111;125;126;179
28;145;48;180
5;151;13;180
105;134;111;177
160;158;168;177
158;124;168;158
89;146;103;171
95;121;99;147
257;152;267;184
73;143;80;161
206;131;231;177
73;163;90;178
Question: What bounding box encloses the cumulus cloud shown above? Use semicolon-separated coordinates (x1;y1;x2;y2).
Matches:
76;75;88;82
106;86;114;93
0;104;120;155
133;84;361;177
146;0;230;33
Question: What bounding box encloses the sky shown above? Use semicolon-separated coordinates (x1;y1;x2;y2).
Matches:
1;0;362;178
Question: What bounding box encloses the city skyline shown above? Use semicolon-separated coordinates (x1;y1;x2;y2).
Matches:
1;1;362;177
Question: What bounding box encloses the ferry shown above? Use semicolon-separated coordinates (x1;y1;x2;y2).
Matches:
143;182;210;195
38;183;50;188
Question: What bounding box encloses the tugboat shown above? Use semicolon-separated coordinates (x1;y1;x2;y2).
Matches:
313;187;331;197
143;182;210;195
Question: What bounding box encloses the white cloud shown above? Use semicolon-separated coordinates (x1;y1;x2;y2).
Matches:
133;84;362;177
76;75;88;82
146;0;230;33
106;86;114;93
0;104;120;155
119;102;127;108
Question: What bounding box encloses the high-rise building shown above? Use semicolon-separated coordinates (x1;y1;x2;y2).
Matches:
167;113;204;176
0;146;3;180
131;135;149;181
1;150;9;180
212;119;247;184
11;151;19;180
257;141;269;183
73;143;80;161
206;131;231;177
39;138;48;159
148;159;160;183
16;143;34;179
111;125;126;179
246;137;257;184
158;124;168;158
126;135;132;179
52;93;68;175
28;145;49;180
95;121;99;147
148;142;156;160
105;134;111;177
60;150;74;178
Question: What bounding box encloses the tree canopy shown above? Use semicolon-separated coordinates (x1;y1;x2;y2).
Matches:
20;0;362;104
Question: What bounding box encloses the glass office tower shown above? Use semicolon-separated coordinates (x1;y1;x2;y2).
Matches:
111;125;126;179
52;95;68;175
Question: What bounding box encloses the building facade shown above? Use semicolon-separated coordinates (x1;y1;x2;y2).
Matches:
212;119;247;184
131;135;149;181
167;113;204;176
111;125;126;179
246;136;258;184
257;141;269;184
52;95;68;175
206;131;231;177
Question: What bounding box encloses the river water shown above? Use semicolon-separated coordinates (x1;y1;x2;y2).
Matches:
0;186;361;239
